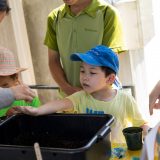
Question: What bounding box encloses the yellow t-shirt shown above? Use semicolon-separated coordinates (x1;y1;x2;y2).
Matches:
67;90;146;143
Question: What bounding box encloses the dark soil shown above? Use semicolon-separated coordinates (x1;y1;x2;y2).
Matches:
12;132;89;149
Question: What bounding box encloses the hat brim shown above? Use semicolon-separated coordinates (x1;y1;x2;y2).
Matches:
70;53;102;66
71;53;118;74
0;68;28;76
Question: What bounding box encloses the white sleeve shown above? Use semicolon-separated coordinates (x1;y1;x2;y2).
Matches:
140;122;160;160
0;88;14;109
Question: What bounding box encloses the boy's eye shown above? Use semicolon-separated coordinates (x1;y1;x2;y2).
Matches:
80;70;85;73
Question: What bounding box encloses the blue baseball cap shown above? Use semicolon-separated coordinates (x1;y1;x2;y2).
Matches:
70;45;119;74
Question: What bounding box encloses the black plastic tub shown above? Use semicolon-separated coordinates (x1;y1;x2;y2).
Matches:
0;114;114;160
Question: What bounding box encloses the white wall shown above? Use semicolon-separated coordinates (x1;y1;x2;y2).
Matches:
138;0;160;125
115;0;160;126
115;1;148;111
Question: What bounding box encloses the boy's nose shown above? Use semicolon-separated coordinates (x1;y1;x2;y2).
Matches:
83;75;89;81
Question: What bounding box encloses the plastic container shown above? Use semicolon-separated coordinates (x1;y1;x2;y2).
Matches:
0;114;114;160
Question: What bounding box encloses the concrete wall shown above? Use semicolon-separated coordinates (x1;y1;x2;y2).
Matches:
22;0;63;103
0;0;36;86
138;0;160;126
116;1;140;87
0;12;17;58
115;1;148;104
22;0;62;86
116;0;160;126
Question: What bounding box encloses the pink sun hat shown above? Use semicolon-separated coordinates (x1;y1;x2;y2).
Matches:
0;47;27;76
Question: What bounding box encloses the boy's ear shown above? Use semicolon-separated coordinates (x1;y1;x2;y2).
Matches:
106;73;116;85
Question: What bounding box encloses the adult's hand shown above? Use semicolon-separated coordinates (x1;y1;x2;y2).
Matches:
149;81;160;115
11;84;35;102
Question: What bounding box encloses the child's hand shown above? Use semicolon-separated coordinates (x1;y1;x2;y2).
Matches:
8;106;38;116
6;107;21;116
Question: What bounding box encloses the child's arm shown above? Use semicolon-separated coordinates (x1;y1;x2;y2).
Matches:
12;98;73;116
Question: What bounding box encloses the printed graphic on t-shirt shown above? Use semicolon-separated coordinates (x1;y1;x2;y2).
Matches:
86;107;104;114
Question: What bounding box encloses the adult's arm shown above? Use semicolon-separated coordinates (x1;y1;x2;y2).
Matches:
44;12;81;96
48;48;81;95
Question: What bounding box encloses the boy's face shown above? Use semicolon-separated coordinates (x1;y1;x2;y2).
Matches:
0;75;19;88
80;62;113;94
0;11;6;23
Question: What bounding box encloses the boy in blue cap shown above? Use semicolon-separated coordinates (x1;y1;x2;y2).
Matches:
13;45;149;143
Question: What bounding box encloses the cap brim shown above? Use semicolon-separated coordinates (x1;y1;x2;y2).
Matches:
70;53;102;66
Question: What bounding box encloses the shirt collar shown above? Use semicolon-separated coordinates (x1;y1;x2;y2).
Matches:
60;0;108;18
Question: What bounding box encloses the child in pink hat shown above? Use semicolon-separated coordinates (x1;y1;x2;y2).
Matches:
0;47;41;117
0;47;27;87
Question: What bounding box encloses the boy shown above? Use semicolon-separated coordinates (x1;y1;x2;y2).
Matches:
0;47;41;117
13;45;148;143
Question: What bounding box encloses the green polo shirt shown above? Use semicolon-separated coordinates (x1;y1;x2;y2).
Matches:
44;0;126;93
